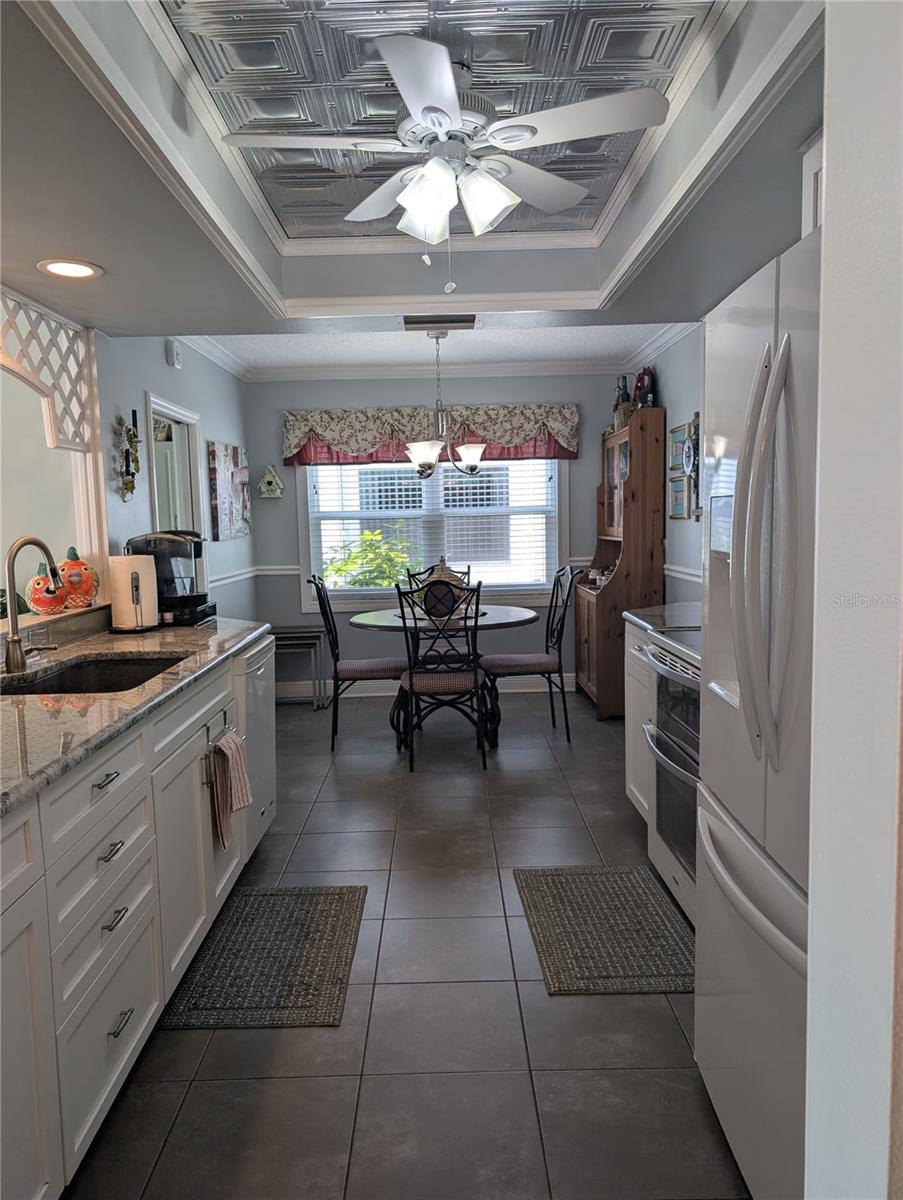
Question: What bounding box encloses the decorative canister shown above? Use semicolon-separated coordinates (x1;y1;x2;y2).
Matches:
24;563;68;615
57;546;100;609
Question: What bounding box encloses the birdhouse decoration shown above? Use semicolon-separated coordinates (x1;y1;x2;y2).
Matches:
257;465;285;499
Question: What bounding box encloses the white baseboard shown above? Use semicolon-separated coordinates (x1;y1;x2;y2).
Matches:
277;673;576;701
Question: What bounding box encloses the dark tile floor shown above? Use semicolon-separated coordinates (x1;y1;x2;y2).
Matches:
64;691;747;1200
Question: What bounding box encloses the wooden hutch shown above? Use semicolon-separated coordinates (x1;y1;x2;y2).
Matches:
575;406;665;718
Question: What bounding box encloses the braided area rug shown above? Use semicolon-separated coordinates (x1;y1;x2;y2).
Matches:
513;865;694;995
159;885;366;1028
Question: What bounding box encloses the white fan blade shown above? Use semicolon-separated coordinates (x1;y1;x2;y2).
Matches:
376;35;462;137
486;87;668;149
223;133;410;152
345;169;417;222
478;155;588;213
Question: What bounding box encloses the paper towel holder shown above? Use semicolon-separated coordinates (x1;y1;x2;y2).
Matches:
110;554;159;633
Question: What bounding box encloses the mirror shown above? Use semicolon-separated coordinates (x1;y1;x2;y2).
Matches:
151;414;194;529
1;367;82;589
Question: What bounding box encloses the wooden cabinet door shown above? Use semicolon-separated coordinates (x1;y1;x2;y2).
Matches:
2;882;64;1200
152;727;211;999
624;641;655;821
586;601;598;696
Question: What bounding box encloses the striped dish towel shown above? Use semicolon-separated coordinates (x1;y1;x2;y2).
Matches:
211;730;253;851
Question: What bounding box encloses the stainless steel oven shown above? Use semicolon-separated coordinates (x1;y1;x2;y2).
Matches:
642;632;701;923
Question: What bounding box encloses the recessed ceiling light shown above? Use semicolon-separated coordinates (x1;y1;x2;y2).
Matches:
37;259;104;279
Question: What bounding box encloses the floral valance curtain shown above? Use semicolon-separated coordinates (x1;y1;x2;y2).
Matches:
282;403;579;465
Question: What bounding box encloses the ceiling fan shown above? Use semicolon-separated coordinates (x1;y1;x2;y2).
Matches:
224;35;669;243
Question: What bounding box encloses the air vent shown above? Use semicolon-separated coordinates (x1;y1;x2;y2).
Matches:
403;314;476;333
653;647;701;681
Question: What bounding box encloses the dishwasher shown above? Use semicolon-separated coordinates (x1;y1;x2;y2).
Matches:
232;635;276;861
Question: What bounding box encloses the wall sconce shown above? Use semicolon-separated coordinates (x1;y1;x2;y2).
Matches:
115;409;141;501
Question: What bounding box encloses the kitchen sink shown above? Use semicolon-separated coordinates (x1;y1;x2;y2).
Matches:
0;655;187;696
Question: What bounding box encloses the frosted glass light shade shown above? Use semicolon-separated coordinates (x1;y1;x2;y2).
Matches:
397;207;449;246
397;158;458;220
458;169;520;236
455;443;486;472
405;440;445;478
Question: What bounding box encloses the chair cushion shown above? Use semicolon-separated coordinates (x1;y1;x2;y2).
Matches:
400;669;486;695
336;656;407;681
479;653;558;677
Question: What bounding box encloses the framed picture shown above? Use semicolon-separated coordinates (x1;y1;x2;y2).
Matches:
668;475;690;520
669;422;691;472
208;440;251;540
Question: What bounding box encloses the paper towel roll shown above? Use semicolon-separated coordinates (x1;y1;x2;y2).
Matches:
110;555;159;631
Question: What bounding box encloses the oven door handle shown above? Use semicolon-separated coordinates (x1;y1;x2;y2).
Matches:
642;723;700;788
641;646;701;692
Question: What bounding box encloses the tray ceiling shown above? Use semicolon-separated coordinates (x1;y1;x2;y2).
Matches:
162;1;712;240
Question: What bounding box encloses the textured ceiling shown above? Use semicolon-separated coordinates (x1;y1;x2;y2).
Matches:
162;1;712;239
202;323;668;372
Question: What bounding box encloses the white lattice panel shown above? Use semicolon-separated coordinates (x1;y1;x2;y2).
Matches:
1;289;91;451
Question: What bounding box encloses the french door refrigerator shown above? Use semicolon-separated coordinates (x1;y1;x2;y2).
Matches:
697;229;819;1200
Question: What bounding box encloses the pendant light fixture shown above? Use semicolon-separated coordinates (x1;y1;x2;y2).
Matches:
405;333;485;479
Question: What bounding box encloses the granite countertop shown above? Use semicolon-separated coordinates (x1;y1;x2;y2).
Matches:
622;602;702;632
1;618;270;816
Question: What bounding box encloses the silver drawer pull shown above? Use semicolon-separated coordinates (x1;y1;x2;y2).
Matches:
260;807;266;817
108;1007;134;1039
97;839;125;864
101;906;129;933
94;770;120;792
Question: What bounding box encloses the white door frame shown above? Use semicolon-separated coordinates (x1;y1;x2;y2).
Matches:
144;393;208;590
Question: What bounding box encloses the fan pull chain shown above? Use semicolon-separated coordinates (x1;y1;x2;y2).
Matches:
444;232;456;294
421;235;431;267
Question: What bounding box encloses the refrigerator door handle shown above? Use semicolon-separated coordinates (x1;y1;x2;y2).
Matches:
745;334;791;772
729;341;771;759
698;807;807;978
642;723;700;787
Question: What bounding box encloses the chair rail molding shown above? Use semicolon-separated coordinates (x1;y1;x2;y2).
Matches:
664;563;703;583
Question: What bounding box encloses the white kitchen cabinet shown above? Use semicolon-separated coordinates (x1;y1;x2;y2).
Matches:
1;881;64;1200
624;632;655;820
152;725;211;998
233;636;277;861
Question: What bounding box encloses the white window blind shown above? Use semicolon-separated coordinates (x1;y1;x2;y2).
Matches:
306;459;559;592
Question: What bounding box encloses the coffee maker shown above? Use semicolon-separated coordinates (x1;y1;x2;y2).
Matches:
125;531;216;625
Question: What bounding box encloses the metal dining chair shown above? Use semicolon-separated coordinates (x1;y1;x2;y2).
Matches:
407;560;471;587
396;578;487;771
308;575;407;752
480;565;584;743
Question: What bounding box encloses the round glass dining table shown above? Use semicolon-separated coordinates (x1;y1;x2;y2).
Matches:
348;604;539;633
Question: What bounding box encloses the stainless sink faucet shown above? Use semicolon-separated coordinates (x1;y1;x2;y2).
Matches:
4;537;64;674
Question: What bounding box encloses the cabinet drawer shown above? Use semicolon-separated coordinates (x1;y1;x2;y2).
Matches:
1;795;44;913
45;783;154;949
57;903;162;1176
41;728;147;866
52;844;157;1028
150;666;232;768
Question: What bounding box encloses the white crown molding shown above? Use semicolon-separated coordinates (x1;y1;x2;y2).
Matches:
281;290;602;319
240;358;623;383
281;228;601;257
23;1;287;320
591;0;746;248
181;335;249;380
664;563;703;583
125;0;287;254
626;322;700;372
597;1;825;309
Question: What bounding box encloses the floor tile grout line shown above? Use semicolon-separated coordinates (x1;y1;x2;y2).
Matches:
490;818;555;1200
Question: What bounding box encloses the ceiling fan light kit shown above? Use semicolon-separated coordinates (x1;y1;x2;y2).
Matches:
225;34;669;254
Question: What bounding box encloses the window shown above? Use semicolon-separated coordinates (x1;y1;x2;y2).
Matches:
305;459;560;597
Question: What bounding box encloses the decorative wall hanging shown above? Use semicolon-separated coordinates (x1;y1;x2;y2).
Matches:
682;411;702;521
668;476;690;520
283;402;579;467
257;465;285;498
669;422;691;473
115;409;141;500
208;440;251;540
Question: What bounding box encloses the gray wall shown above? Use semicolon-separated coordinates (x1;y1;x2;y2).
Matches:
93;334;255;618
243;373;617;671
649;326;705;603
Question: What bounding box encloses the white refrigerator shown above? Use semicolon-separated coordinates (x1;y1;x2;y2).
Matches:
696;230;819;1200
